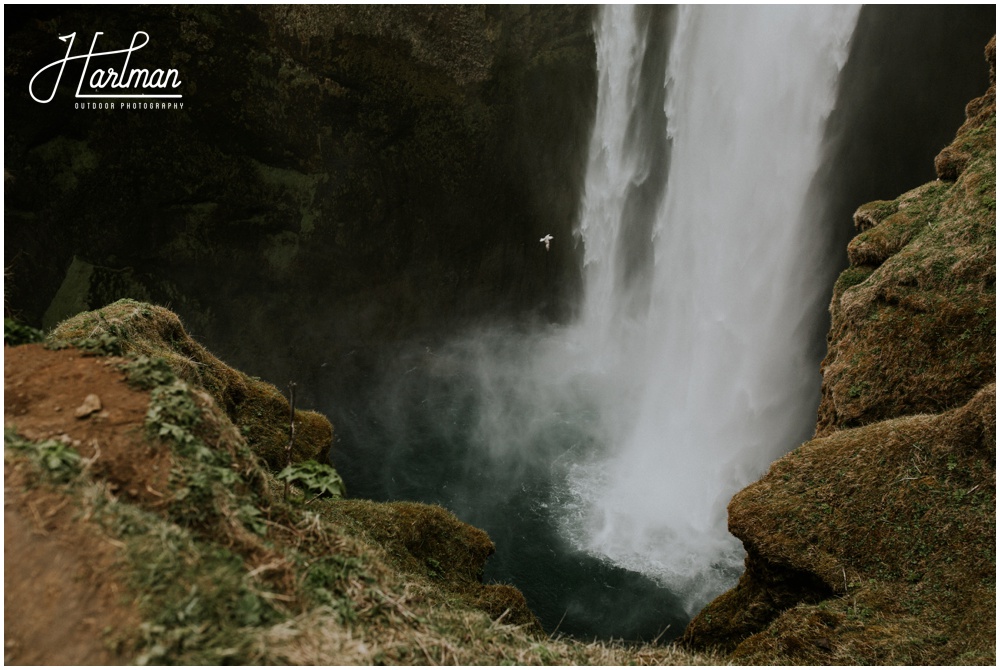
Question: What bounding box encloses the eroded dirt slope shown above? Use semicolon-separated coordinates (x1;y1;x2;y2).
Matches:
5;344;150;664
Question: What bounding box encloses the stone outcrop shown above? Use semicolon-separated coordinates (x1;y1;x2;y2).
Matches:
816;36;996;438
684;36;996;665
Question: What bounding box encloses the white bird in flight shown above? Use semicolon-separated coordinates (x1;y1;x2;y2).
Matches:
540;234;553;251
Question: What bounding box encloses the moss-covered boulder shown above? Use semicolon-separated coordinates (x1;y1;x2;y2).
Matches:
332;499;542;631
685;385;995;663
50;299;332;470
816;36;995;437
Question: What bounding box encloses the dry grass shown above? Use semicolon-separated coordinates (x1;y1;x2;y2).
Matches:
255;604;730;665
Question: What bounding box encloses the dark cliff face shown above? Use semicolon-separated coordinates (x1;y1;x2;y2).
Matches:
4;6;597;397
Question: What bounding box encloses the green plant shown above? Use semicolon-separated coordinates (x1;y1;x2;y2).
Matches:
4;317;44;345
277;460;346;500
146;382;202;447
5;429;81;482
141;379;260;534
121;355;177;390
47;331;123;356
238;503;268;535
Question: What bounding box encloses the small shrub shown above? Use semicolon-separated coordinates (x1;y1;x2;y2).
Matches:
4;317;44;345
5;429;81;482
121;355;177;389
277;460;346;500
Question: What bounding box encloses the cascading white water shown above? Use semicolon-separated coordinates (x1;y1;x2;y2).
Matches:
560;5;861;613
372;4;863;633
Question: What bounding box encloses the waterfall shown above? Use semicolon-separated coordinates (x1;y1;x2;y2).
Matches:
348;4;864;636
560;5;861;612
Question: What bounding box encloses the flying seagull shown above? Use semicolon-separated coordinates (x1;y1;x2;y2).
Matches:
540;234;553;251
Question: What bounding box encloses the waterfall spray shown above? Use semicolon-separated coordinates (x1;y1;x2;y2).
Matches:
561;5;861;613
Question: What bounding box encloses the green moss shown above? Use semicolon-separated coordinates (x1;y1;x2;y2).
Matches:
28;136;99;193
248;160;326;256
834;266;875;293
691;386;995;664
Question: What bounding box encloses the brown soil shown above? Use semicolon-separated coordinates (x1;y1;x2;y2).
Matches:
4;464;139;665
5;344;172;503
4;344;163;665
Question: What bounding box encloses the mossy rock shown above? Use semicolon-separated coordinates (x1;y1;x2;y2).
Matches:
686;385;995;664
49;299;332;470
818;38;995;437
681;554;833;654
331;499;543;633
334;500;495;586
473;583;541;629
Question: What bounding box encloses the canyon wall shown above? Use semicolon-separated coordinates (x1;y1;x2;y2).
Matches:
4;6;596;402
